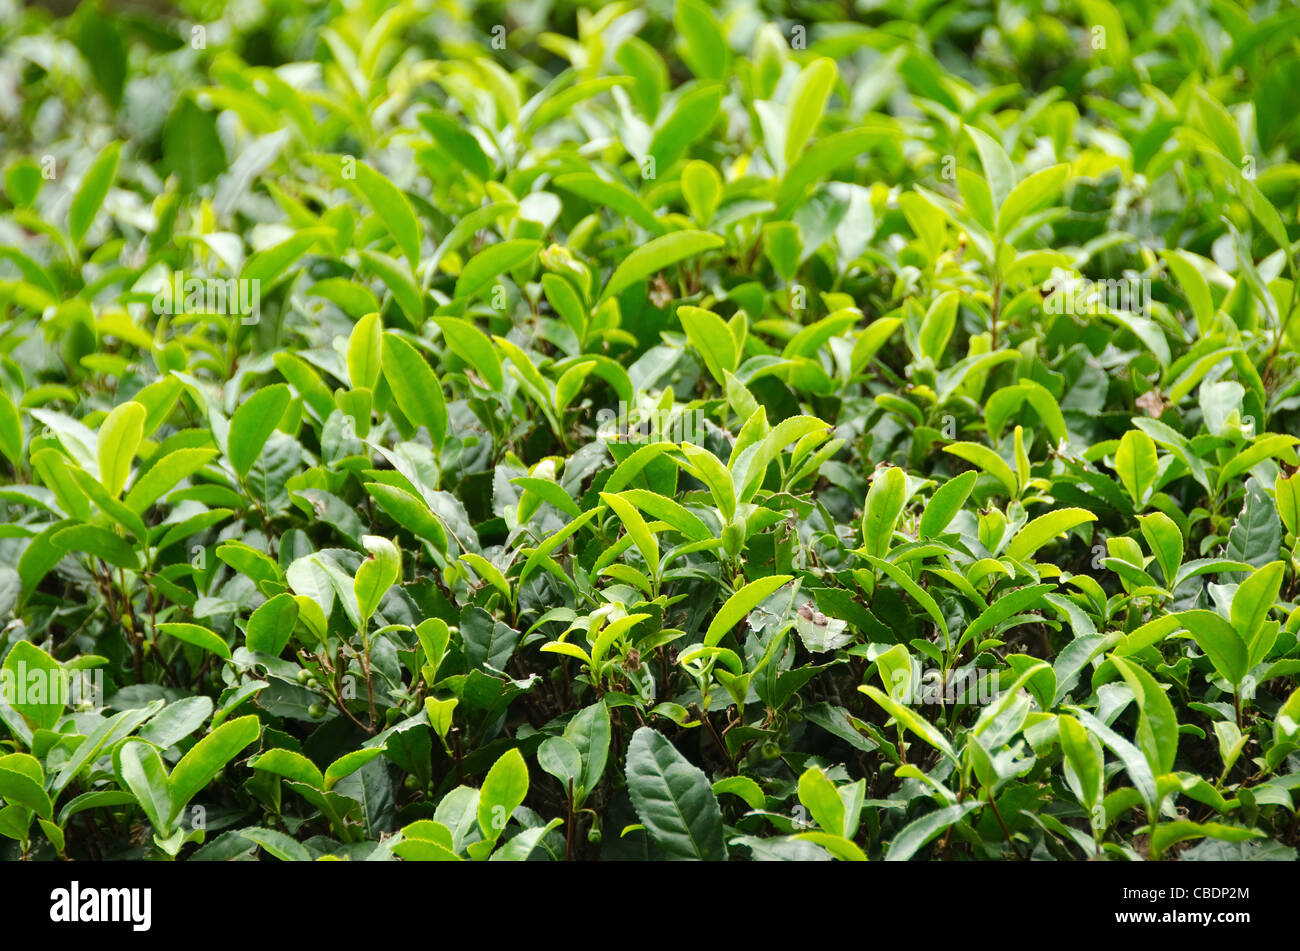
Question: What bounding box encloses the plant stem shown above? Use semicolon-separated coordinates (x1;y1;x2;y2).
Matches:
989;792;1026;859
565;779;575;861
990;272;1002;349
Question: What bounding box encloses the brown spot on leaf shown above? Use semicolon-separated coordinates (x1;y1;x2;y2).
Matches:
1135;389;1166;417
649;274;673;309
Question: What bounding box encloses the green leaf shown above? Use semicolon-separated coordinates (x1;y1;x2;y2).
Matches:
862;465;907;559
51;524;140;570
72;5;128;108
250;748;324;789
1151;821;1264;856
794;830;867;861
425;697;457;743
537;736;582;793
1138;512;1183;586
601;492;660;579
1175;610;1249;687
360;250;423;326
352;161;422;268
884;802;977;860
649;84;722;169
243;228;329;287
1161;250;1216;335
323;748;384;789
673;0;729;81
591;614;649;668
455;239;540;301
433;317;503;392
245;594;299;656
1230;561;1284;644
1114;429;1158;507
997;164;1068;236
876;644;913;701
0;765;52;820
626;727;727;860
734;414;828;502
680;160;722;225
1;642;63;732
1069;708;1158;815
958;584;1054;653
168;715;261;818
0;391;21;468
419;111;492;180
458;606;517;674
460;551;512;602
785;58;838;167
381;333;447;448
777;127;884;212
490;818;564;862
346;311;383;391
51;709;151;797
238;826;314;861
477;748;529;845
138;697;213;750
1226;479;1282;569
600;231;724;302
163;95;227;192
97;400;145;499
124;447;217;514
564;702;610;807
704;575;792;647
1111;656;1179;775
1217;435;1300;492
415;617;452;680
919;470;977;538
394;834;461;861
1057;714;1104;810
157;622;232;660
1197;148;1290;254
984;380;1068;445
918;290;959;363
712;775;765;810
678;443;736;522
4;160;41;209
519;507;602;589
858;685;956;760
114;740;174;835
943;442;1018;497
367;481;447;549
354;536;401;623
863;554;950;644
616;489;712;543
617;36;667;118
1005;508;1096;562
228;384;291;479
677;305;737;386
69;141;121;248
797;767;846;838
965;125;1015;212
1114;615;1183;657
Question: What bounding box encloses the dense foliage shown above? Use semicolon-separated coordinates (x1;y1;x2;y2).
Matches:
2;0;1300;862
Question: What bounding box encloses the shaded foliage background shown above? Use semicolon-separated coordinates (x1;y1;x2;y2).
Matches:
1;0;1300;861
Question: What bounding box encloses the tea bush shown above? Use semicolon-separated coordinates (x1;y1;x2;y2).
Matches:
2;0;1300;862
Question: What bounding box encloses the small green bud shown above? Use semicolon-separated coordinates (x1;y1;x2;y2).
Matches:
722;520;746;558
